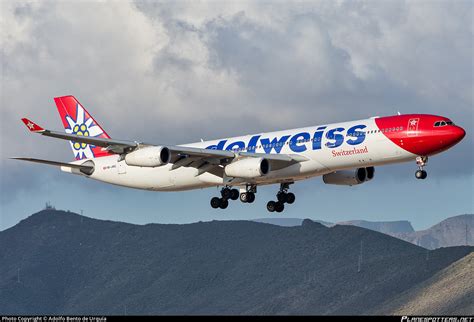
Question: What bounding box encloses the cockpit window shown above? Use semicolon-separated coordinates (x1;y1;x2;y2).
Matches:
434;120;453;127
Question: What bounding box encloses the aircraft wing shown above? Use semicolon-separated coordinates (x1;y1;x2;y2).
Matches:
238;152;308;170
21;118;308;175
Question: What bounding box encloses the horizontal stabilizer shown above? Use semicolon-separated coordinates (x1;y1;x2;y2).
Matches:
11;157;94;173
21;118;45;132
20;117;137;154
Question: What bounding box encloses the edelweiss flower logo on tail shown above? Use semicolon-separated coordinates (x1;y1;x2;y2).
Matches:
54;95;112;160
64;103;105;160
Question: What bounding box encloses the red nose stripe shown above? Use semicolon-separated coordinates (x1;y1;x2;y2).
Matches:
375;114;464;156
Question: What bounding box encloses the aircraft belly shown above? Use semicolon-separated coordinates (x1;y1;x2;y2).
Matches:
90;157;175;190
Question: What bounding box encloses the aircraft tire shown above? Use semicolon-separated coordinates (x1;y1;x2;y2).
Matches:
275;202;284;213
286;193;295;204
267;201;276;212
211;197;221;209
230;189;239;200
219;198;229;209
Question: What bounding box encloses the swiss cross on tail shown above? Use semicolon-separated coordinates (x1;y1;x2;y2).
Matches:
407;118;420;137
54;96;113;160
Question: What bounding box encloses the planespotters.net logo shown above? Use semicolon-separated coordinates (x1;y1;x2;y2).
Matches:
402;317;474;322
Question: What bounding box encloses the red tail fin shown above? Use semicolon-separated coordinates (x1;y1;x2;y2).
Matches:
54;96;113;160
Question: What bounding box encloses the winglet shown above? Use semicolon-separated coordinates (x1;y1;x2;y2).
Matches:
21;118;45;132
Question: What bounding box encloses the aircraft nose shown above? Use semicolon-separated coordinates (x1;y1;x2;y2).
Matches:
451;125;466;144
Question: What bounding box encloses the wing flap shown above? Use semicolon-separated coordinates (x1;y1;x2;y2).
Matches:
168;145;234;159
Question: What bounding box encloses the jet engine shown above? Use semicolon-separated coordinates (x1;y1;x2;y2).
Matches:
365;166;375;181
224;157;270;179
125;146;171;167
323;167;375;186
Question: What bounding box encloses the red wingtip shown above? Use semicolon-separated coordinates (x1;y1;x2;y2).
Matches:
21;118;44;132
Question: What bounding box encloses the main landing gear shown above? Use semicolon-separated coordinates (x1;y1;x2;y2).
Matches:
239;184;256;204
267;183;295;213
211;185;257;209
415;156;428;180
210;187;239;209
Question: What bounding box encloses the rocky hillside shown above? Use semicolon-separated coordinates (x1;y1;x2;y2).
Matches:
374;252;474;315
394;214;473;249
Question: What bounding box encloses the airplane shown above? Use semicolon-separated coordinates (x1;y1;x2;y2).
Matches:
14;95;466;213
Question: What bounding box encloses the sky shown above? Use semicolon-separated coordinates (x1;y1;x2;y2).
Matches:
1;0;473;231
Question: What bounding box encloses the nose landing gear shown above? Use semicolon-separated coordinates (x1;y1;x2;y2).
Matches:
267;182;295;213
415;156;428;180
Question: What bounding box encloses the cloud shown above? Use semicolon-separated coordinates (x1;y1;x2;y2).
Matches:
1;0;472;206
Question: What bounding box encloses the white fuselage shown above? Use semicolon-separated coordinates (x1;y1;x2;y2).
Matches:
63;117;415;191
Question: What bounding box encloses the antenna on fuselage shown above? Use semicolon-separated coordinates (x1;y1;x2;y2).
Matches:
397;111;401;115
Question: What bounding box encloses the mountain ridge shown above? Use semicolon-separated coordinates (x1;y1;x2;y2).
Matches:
252;214;473;249
1;209;472;315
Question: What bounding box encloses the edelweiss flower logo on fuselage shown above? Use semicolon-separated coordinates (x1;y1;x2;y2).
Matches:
64;104;105;160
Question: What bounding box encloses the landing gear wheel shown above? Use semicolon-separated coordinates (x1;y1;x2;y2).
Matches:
211;197;221;209
286;193;295;204
247;192;255;203
415;156;428;180
267;201;276;212
221;188;232;199
275;202;285;213
230;189;239;200
277;192;288;203
219;198;229;209
240;192;248;203
415;170;427;179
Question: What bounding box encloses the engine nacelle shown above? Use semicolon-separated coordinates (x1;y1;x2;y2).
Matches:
125;146;171;167
224;157;270;179
366;166;375;181
323;167;375;186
